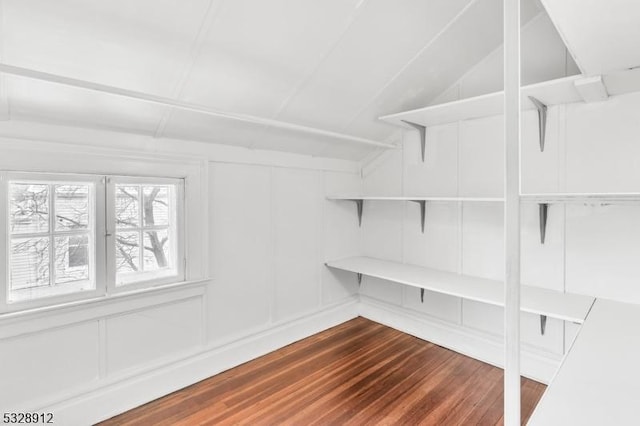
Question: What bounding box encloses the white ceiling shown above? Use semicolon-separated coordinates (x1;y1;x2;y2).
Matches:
541;0;640;76
0;0;565;160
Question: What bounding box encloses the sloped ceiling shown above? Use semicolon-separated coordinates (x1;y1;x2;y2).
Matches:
541;0;640;76
0;0;548;160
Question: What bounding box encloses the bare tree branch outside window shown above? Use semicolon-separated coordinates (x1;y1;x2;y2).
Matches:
115;185;173;283
9;183;91;293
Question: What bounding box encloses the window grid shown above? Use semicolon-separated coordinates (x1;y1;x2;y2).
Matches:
114;183;177;287
115;184;172;276
1;173;184;313
8;182;94;290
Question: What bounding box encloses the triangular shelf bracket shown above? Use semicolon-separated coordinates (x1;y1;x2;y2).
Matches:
528;96;548;152
357;273;363;286
401;120;427;162
410;200;426;233
349;199;364;227
420;288;425;303
540;315;547;335
539;203;549;244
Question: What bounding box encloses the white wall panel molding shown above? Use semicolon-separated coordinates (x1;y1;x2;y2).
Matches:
37;298;359;426
359;296;561;384
0;280;207;340
105;298;205;376
273;168;323;321
0;322;102;412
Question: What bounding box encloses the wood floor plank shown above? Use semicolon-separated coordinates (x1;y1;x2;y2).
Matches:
99;317;546;426
227;334;422;425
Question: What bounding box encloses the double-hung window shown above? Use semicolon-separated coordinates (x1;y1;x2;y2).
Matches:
0;172;184;313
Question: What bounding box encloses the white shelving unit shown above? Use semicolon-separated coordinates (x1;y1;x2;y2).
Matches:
379;67;640;158
343;67;640;421
326;196;504;202
329;191;640;242
521;192;640;204
379;75;583;128
326;256;595;329
521;193;640;244
327;196;503;231
380;68;640;129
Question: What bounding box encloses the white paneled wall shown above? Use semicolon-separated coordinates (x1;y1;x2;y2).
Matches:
323;172;361;303
403;123;459;196
0;322;100;409
209;162;360;342
105;297;204;375
459;117;504;197
432;12;580;104
564;93;640;192
0;135;360;424
209;164;273;341
273;168;323;321
520;203;564;291
565;205;640;304
360;90;640;382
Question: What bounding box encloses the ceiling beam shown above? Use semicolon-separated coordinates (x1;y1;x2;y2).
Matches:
0;62;396;150
153;0;223;138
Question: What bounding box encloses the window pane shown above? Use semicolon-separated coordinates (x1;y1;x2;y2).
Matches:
55;235;90;284
115;231;140;274
55;184;90;231
143;229;171;271
10;237;50;290
10;184;49;234
143;186;169;227
116;185;139;228
113;181;179;287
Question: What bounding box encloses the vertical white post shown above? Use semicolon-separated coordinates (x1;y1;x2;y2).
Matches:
504;0;521;425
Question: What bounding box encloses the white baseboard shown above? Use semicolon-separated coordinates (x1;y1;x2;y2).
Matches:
44;298;359;426
41;295;561;425
358;296;561;384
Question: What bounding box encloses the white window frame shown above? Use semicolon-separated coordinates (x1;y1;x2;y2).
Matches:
106;176;185;293
0;172;106;313
0;172;186;313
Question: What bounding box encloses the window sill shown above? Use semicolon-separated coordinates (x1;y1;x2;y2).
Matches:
0;278;210;339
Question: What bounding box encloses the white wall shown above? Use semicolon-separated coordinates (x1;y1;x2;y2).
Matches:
0;124;361;425
433;12;580;104
359;90;640;383
208;161;361;346
355;9;606;383
0;9;637;420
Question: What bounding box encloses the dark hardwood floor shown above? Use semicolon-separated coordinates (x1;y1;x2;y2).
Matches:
99;317;546;425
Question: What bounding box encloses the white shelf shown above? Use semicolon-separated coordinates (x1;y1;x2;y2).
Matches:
326;256;594;324
529;298;640;425
380;68;640;129
330;194;640;204
326;196;504;202
327;196;504;230
379;75;584;128
521;192;640;204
